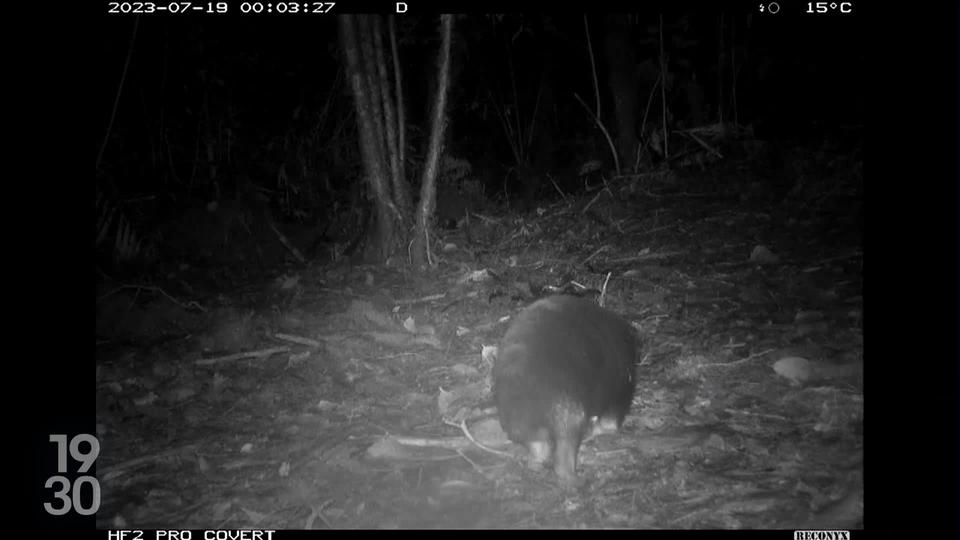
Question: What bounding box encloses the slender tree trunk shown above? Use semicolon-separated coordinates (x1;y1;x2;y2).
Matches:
374;15;410;216
388;16;407;194
718;13;726;125
604;16;640;170
411;15;454;269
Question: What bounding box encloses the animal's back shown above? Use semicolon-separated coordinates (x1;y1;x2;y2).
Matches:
494;295;637;485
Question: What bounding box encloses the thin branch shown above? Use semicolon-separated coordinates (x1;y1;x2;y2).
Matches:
659;14;669;160
584;15;601;117
97;16;139;171
573;93;620;174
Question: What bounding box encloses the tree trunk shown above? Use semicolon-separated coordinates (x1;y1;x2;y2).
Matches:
411;15;454;269
339;14;449;267
604;16;640;168
375;15;411;217
339;15;402;262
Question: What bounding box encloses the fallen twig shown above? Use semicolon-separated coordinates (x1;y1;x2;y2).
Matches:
547;173;567;200
269;222;307;264
580;187;610;214
194;347;290;366
395;293;447;305
579;245;610;267
444;418;513;458
273;333;323;348
681;130;724;159
699;348;775;369
605;251;686;264
392;435;469;450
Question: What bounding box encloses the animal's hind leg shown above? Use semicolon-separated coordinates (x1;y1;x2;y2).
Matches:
551;398;587;487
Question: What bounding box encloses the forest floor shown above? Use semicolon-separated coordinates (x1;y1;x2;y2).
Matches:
95;149;862;529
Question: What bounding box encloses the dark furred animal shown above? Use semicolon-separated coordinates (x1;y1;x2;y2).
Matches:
494;295;638;486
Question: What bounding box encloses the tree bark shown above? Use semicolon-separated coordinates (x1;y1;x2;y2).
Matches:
604;16;640;168
339;15;398;262
374;15;411;217
411;15;454;269
388;16;407;195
